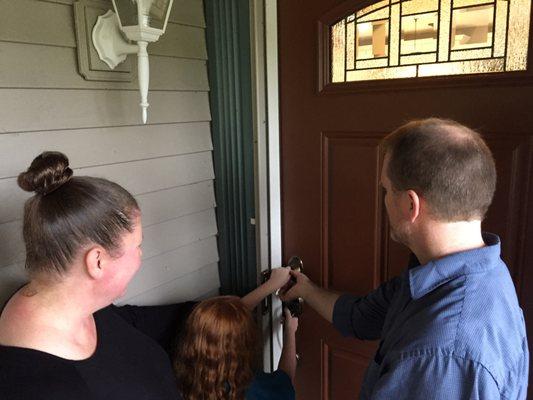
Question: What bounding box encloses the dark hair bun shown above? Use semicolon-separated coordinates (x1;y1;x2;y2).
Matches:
18;151;73;195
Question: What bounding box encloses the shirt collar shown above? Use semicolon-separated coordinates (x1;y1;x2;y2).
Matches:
408;232;502;300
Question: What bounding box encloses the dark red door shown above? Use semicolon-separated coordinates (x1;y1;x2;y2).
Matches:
278;1;533;398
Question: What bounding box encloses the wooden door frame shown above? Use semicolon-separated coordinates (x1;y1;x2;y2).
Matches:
250;0;284;372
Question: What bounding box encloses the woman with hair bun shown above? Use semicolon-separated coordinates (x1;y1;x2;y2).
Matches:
0;151;252;399
175;286;298;400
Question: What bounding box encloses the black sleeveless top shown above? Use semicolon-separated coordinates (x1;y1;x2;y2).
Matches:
0;303;196;400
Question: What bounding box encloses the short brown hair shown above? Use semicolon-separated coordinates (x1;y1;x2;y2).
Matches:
382;118;496;221
18;151;139;276
175;296;258;400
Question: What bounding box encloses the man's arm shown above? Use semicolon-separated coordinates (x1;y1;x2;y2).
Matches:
370;354;500;400
281;270;400;340
279;270;339;323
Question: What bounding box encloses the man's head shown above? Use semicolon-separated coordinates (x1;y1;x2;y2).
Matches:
381;118;496;243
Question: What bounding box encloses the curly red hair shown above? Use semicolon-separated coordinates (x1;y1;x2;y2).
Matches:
175;296;258;400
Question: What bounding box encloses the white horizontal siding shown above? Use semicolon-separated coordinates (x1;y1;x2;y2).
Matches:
117;263;220;306
0;122;212;179
0;89;211;133
0;42;209;91
0;152;215;224
123;236;219;301
0;0;220;306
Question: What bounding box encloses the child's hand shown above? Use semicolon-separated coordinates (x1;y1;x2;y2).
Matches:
266;267;291;293
283;307;298;335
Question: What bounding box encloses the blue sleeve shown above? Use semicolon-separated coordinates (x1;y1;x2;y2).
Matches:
370;355;500;400
332;277;401;340
246;370;295;400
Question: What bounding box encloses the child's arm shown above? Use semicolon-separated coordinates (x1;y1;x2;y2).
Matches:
278;308;298;383
240;267;291;310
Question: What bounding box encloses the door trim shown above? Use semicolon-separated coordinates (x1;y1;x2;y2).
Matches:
250;0;283;372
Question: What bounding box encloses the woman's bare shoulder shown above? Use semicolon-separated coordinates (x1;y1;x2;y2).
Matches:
0;289;41;346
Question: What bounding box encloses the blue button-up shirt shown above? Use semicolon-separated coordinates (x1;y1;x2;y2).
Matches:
333;233;529;399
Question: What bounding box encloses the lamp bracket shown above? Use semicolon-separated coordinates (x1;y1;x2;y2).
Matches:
92;10;138;69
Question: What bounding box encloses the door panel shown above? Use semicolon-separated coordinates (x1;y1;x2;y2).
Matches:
279;0;533;399
323;342;371;399
323;133;384;293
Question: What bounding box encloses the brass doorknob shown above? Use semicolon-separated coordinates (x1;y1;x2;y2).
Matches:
286;256;303;273
283;256;304;317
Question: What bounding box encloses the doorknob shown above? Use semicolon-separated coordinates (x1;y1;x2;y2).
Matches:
283;256;304;317
260;256;304;317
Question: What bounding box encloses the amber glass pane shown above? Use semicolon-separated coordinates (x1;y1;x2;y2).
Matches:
506;0;531;71
418;58;504;76
331;20;346;83
359;6;390;22
402;0;439;15
356;20;389;59
389;4;401;65
438;0;452;61
401;53;437;64
451;5;494;50
347;65;416;81
356;58;389;69
493;0;507;57
450;47;492;61
329;0;529;83
347;22;356;69
357;0;390;18
454;0;493;7
401;12;438;54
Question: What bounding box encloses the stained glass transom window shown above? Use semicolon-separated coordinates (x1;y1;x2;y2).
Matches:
331;0;531;82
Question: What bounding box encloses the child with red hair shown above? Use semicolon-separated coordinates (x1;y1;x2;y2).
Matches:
175;269;297;400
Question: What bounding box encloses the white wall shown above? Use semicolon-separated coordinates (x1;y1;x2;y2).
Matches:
0;0;220;306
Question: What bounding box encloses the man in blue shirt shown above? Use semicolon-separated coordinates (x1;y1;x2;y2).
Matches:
281;119;529;399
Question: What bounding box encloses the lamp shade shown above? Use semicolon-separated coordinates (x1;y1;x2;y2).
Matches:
113;0;173;31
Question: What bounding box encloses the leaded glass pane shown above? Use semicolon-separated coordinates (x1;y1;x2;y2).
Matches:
438;0;452;61
357;0;390;18
418;58;504;76
450;47;493;60
402;0;440;15
329;0;530;83
507;0;531;70
356;20;390;59
346;65;417;80
356;58;389;69
401;53;437;64
451;5;494;50
493;0;508;57
359;7;390;22
454;0;493;7
390;4;401;65
331;20;346;83
347;22;356;69
401;12;439;54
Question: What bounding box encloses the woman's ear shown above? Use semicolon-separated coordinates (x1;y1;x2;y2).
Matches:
85;247;104;280
406;189;421;223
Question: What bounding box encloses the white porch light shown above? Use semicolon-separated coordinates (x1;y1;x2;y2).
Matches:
92;0;174;124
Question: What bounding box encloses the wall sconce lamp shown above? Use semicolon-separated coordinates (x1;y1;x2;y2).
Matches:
92;0;174;124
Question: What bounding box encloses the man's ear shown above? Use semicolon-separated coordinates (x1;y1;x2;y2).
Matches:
85;246;105;280
406;189;421;223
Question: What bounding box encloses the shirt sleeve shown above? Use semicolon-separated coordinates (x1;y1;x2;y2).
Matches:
370;354;501;400
246;370;295;400
332;277;401;340
111;302;198;355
